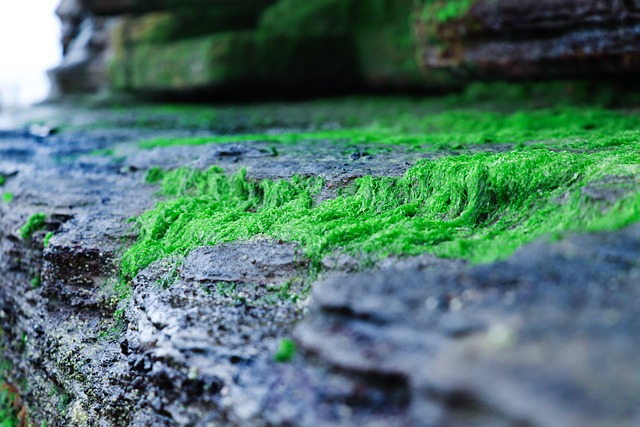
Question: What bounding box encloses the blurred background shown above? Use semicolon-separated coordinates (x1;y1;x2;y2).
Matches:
2;0;640;106
0;0;60;107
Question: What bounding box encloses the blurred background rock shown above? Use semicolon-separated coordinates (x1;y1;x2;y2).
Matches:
46;0;640;100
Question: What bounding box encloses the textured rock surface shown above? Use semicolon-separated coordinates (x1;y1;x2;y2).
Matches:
421;0;640;79
2;103;640;426
49;0;640;97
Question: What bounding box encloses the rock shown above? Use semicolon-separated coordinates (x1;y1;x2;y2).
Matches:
0;108;437;426
420;0;640;80
182;241;307;284
285;225;640;427
2;102;640;426
49;0;640;98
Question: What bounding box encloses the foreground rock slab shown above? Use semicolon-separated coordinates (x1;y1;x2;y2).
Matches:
1;117;640;426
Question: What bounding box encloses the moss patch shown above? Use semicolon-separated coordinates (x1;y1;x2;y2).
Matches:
122;140;640;281
274;338;297;362
137;82;640;151
0;358;26;427
20;213;47;241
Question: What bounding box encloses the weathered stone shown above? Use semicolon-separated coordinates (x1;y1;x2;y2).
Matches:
288;225;640;427
109;30;358;93
3;102;640;426
420;0;640;80
49;0;640;97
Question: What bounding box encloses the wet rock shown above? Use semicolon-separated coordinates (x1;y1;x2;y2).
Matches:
283;225;640;427
421;0;640;80
49;0;640;98
2;106;640;427
182;241;306;284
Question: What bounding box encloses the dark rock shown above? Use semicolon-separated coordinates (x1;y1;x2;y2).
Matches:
421;0;640;80
48;0;640;98
2;106;640;426
284;225;640;427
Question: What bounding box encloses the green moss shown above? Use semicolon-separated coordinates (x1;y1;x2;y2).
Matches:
422;0;474;23
43;232;54;248
2;193;12;203
0;359;21;427
145;167;166;184
121;137;640;281
0;176;4;186
139;104;640;152
19;213;47;241
274;338;296;362
259;0;353;36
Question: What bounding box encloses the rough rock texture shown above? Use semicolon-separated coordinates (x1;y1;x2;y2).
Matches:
422;0;640;79
2;104;640;426
49;0;640;97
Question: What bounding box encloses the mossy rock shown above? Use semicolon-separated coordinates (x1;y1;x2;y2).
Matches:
109;31;358;92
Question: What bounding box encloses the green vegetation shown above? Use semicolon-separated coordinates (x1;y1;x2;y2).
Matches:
20;213;47;241
122;137;640;283
2;193;12;204
0;384;20;427
43;232;54;248
0;176;4;186
274;338;297;362
138;82;640;152
116;82;640;304
422;0;474;23
0;358;24;427
30;275;41;289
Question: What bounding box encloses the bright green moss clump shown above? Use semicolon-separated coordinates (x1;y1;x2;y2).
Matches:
122;141;640;280
0;384;20;427
20;213;47;240
274;338;297;363
422;0;474;23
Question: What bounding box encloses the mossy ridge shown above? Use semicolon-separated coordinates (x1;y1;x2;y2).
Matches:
121;143;640;281
138;104;640;152
134;81;640;151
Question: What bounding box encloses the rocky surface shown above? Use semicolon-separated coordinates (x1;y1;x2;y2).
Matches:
1;103;640;427
47;0;640;97
422;0;640;80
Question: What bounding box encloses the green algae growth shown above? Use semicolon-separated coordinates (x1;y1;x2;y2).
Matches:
274;339;297;363
138;104;640;153
20;213;47;241
121;141;640;282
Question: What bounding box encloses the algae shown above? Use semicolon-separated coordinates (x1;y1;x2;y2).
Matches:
137;82;640;152
122;141;640;280
422;0;474;23
20;213;47;241
43;232;54;248
0;358;23;427
119;82;640;301
274;338;296;362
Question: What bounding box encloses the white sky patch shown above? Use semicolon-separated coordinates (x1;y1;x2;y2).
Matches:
0;0;61;106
